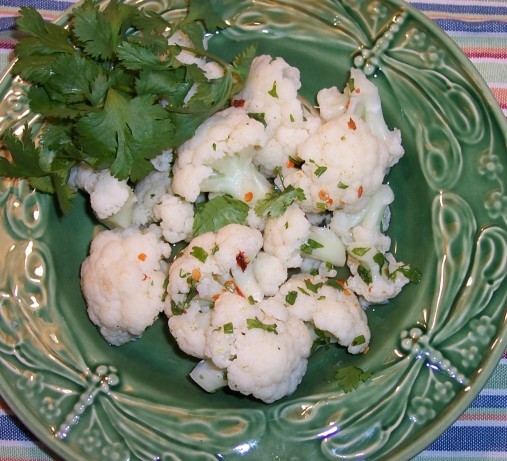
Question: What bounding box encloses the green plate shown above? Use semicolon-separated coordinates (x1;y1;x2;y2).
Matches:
1;0;506;459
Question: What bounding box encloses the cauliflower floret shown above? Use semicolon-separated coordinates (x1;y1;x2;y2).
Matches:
165;224;265;316
153;194;194;243
277;274;370;354
69;163;136;228
283;113;385;213
132;170;173;226
236;55;321;177
204;292;312;403
330;183;394;251
252;252;288;296
81;227;170;345
172;107;272;204
346;248;412;305
263;205;311;268
168;299;211;358
318;68;404;165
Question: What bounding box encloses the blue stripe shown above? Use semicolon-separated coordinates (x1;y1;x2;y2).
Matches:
0;415;33;441
0;0;73;10
469;394;507;409
434;18;507;33
412;2;507;15
0;17;16;31
427;426;507;451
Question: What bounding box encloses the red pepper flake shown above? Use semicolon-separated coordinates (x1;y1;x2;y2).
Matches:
244;192;253;202
357;185;364;198
212;293;221;301
336;279;352;296
327;198;334;206
347;117;357;130
142;274;149;281
236;251;248;272
233;99;245;108
286;160;295;168
138;253;147;261
355;88;361;94
191;268;201;282
318;189;329;201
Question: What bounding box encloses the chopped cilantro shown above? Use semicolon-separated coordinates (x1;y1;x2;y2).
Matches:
285;291;298;305
351;335;366;346
246;317;278;335
351;247;370;257
304;279;323;293
335;365;373;393
248;112;267;127
254;185;306;218
311;328;332;353
357;264;373;285
223;322;234;334
309;159;327;178
190;246;208;263
268;81;278;98
300;238;324;255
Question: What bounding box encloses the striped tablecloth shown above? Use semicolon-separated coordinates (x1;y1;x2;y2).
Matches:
0;0;506;460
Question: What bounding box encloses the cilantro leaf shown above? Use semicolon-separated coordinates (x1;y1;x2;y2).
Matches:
15;7;74;57
193;195;249;236
254;185;306;218
335;365;373;393
75;90;174;181
181;0;227;33
0;127;47;178
231;44;258;93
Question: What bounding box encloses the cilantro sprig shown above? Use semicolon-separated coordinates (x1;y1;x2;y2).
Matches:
0;0;253;213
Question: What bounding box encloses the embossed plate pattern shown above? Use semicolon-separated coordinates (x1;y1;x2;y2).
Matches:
0;0;506;460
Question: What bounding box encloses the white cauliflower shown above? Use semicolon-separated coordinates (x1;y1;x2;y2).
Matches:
153;194;194;243
282;68;404;214
235;55;321;177
132;170;173;226
172;107;272;204
262;204;346;269
168;299;211;358
277;274;370;354
282;113;386;213
81;227;170;345
204;292;312;403
328;183;420;305
346;246;417;305
165;224;267;316
330;183;394;251
69;163;136;228
262;205;311;268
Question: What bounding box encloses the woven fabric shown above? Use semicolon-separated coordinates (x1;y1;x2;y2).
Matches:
0;0;506;459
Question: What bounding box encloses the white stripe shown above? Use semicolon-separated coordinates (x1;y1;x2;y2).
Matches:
470;57;507;65
418;450;507;458
478;387;507;396
411;0;507;7
454;420;507;427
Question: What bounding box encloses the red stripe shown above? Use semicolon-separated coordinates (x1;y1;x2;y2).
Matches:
465;50;507;59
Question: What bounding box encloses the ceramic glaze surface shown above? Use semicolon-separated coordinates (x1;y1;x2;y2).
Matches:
0;0;506;460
